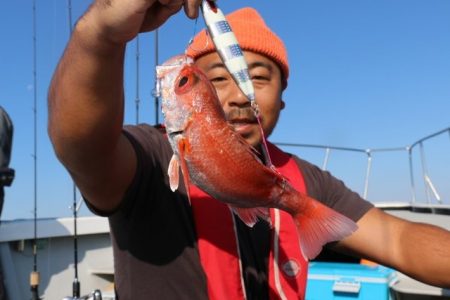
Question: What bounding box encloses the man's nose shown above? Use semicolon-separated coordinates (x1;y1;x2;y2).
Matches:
226;82;251;107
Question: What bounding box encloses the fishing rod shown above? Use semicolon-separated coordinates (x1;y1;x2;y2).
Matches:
71;189;81;298
30;0;40;298
65;1;82;298
64;198;103;299
153;29;160;125
61;2;105;300
135;35;141;125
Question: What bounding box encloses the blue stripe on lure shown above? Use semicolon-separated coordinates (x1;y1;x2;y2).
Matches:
201;0;255;103
200;0;275;168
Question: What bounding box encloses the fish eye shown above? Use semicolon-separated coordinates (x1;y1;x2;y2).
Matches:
178;76;189;88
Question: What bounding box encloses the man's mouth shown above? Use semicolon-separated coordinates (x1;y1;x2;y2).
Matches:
226;108;260;135
226;107;257;122
228;118;257;135
228;117;256;124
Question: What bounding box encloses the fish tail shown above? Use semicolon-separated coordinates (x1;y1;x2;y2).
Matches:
293;198;358;260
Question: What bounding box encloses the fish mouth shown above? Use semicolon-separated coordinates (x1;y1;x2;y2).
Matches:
168;129;184;138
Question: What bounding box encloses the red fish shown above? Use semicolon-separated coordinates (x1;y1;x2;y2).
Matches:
157;55;357;259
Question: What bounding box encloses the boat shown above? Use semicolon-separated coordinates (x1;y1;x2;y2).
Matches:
0;216;113;300
1;1;449;299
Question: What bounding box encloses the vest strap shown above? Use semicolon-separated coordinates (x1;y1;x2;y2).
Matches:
191;142;308;299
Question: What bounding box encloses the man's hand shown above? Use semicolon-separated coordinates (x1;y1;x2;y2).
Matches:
86;0;202;45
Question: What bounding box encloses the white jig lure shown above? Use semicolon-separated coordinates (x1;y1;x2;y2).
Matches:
200;0;274;167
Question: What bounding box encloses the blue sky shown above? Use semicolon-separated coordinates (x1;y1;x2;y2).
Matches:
1;0;449;220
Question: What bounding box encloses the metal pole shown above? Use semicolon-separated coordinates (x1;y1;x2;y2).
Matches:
419;142;431;204
363;151;372;200
407;146;417;204
322;148;330;171
424;175;442;204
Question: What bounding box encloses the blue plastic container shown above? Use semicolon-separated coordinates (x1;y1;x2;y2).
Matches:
306;262;397;300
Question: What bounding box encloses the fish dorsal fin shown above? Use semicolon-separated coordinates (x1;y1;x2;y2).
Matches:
231;206;271;227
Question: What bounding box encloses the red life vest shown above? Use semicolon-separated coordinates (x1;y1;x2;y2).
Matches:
190;142;308;300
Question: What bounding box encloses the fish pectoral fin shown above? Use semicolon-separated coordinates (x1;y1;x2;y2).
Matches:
168;155;180;192
177;138;193;205
231;206;270;228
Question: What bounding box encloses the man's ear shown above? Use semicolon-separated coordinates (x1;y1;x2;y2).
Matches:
280;99;286;110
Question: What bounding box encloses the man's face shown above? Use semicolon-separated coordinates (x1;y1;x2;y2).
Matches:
195;51;285;147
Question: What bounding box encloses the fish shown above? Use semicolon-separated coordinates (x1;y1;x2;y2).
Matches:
157;55;358;260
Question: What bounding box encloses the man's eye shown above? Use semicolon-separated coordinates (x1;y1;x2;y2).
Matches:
252;75;268;81
210;77;226;82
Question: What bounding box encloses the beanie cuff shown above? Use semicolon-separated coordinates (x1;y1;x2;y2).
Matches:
186;7;289;89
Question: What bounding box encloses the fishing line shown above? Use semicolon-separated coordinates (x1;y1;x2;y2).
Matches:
186;16;199;49
185;16;210;53
254;107;274;168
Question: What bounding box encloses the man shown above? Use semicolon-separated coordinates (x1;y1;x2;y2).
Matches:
0;106;14;300
48;1;450;299
0;105;14;218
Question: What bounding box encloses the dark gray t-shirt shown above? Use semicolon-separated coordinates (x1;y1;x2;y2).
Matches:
88;124;373;300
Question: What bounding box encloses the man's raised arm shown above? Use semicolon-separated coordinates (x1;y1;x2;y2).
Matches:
47;0;197;212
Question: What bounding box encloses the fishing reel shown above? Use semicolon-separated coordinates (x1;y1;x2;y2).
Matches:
62;289;102;300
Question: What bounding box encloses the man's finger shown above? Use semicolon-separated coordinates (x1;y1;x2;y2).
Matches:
184;0;202;19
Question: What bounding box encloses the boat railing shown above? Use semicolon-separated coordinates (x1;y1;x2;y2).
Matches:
275;127;450;206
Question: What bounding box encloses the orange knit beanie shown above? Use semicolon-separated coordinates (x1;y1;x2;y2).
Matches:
186;7;289;89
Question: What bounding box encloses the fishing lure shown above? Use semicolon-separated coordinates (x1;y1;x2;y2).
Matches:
200;0;255;103
200;0;274;167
